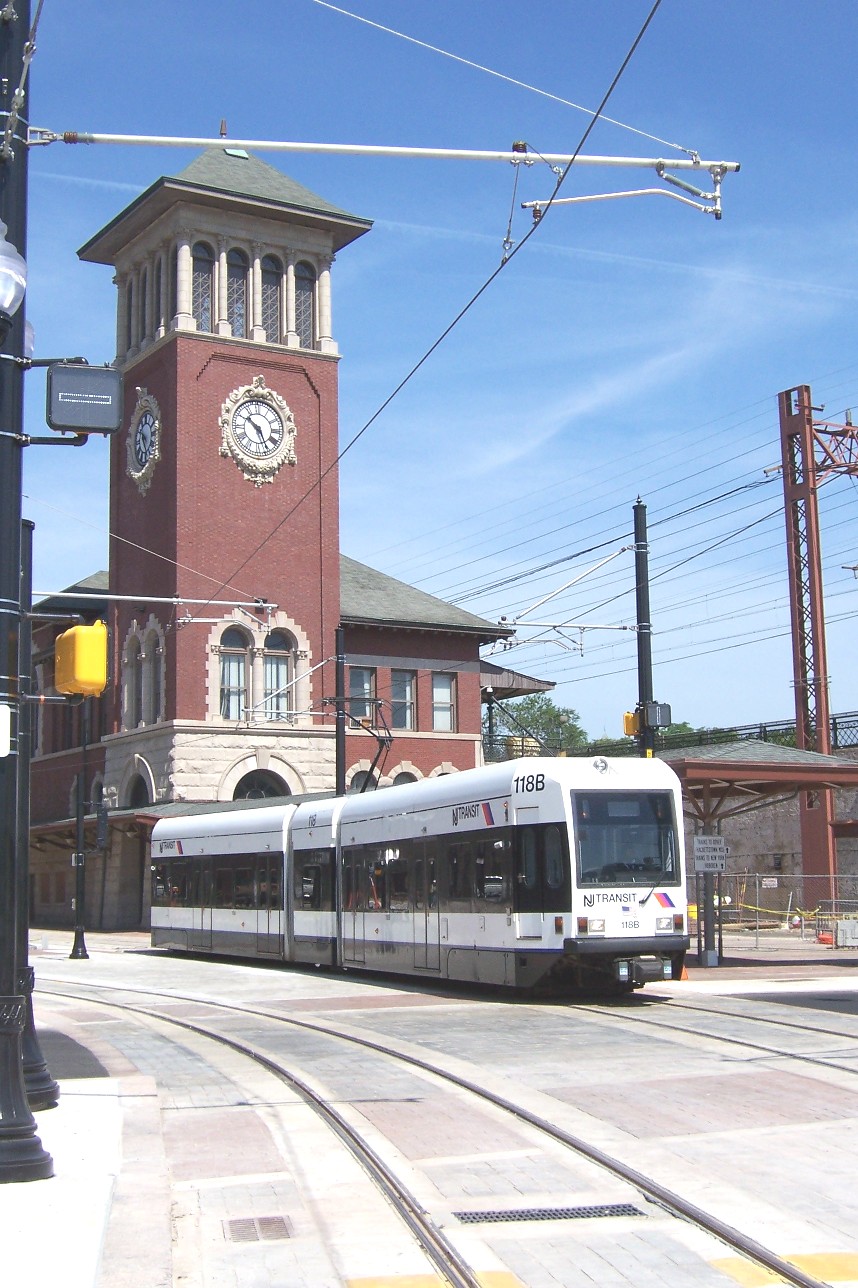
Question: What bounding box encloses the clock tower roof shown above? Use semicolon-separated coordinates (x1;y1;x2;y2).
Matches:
79;147;372;264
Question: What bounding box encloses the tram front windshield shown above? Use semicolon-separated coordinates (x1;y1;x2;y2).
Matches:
573;791;679;886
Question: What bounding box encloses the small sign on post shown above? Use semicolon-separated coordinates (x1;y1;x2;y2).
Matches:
46;363;123;435
693;835;728;873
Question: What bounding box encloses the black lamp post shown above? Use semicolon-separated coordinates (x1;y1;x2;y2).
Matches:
0;0;53;1181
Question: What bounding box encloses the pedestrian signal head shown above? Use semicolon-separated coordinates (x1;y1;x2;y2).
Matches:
55;621;108;696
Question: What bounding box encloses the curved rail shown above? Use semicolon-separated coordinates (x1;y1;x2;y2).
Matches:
40;978;832;1288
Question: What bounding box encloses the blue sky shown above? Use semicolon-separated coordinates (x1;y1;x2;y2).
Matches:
19;0;858;739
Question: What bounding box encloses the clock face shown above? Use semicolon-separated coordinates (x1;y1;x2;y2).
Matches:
219;376;297;487
126;389;162;494
134;411;156;467
232;399;285;458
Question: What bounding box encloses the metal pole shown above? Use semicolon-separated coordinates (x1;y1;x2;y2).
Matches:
0;0;52;1181
69;699;89;959
335;627;346;796
633;499;655;758
18;518;59;1108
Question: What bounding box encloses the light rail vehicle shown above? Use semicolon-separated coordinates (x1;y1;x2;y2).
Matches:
151;756;689;991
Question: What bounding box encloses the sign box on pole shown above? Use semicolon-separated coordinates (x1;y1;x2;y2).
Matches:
693;835;728;873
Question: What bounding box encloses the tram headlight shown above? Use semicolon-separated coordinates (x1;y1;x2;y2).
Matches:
577;917;605;936
656;916;673;933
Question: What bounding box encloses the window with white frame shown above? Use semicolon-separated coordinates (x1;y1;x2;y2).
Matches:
126;636;142;729
431;673;456;732
349;667;376;722
263;630;293;720
390;669;416;730
219;626;251;720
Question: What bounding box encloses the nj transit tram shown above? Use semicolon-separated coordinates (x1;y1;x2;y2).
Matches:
150;756;689;991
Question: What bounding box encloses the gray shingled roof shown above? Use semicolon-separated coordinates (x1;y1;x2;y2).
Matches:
341;555;510;642
174;149;366;223
79;148;372;262
660;739;853;770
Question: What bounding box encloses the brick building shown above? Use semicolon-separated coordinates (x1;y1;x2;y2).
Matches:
27;149;535;928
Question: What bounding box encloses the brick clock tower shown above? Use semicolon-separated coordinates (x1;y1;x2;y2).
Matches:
78;148;372;807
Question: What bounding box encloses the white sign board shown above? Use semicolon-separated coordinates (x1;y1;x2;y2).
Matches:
693;835;727;873
0;703;9;757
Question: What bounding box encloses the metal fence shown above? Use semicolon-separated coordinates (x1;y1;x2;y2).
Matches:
483;709;858;762
689;872;858;945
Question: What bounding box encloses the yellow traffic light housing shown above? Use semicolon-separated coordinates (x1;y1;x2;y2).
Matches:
623;710;640;737
55;620;108;696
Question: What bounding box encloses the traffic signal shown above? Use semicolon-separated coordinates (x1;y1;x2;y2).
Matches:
54;621;108;696
623;710;640;737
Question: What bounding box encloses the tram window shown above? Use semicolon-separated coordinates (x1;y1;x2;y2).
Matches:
234;867;254;908
545;825;565;890
574;791;679;885
266;859;282;909
297;862;321;909
171;862;189;904
447;842;471;906
368;859;387;911
474;838;510;903
215;866;234;908
519;830;538;890
152;864;170;906
389;852;408;911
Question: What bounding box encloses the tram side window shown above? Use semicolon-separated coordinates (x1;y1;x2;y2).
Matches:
296;861;321;909
446;841;472;910
388;849;408;912
234;867;254;908
152;863;170;906
545;825;567;891
474;836;511;904
215;865;235;908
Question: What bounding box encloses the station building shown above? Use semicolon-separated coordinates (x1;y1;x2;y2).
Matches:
27;148;545;929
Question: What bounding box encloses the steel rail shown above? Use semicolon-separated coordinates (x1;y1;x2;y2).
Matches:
40;978;831;1288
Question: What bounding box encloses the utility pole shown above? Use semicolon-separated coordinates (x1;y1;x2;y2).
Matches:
633;499;655;758
778;386;858;891
0;0;53;1180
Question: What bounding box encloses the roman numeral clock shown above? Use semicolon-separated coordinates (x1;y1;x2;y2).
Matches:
219;374;297;486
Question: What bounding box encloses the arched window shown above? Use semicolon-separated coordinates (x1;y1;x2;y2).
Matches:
145;631;162;724
349;770;378;794
219;626;250;720
125;280;134;352
138;267;148;341
191;241;214;332
126;637;142;729
295;261;316;348
226;248;249;338
261;254;282;342
392;772;418;786
153;259;162;333
263;630;293;721
233;769;290;800
127;774;150;808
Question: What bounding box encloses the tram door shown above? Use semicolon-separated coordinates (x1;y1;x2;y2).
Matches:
342;849;365;964
256;854;284;957
515;813;545;940
190;861;212;950
514;817;568;941
413;841;440;970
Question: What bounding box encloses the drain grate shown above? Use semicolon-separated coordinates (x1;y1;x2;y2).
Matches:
455;1203;644;1225
224;1215;293;1243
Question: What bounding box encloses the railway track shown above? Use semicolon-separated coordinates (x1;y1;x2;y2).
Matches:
40;975;838;1288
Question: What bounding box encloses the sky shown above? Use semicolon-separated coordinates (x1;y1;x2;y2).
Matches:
17;0;858;741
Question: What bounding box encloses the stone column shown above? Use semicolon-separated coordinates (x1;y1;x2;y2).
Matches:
216;237;230;336
114;273;128;363
317;255;336;353
284;253;298;348
250;242;265;341
174;231;195;330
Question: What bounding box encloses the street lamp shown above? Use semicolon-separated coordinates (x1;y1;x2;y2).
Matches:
0;213;53;1180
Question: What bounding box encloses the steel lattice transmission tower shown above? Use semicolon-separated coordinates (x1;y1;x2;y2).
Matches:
778;385;858;885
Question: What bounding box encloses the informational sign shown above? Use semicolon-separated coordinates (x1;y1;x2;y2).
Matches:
0;702;9;757
693;835;728;873
46;363;123;434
